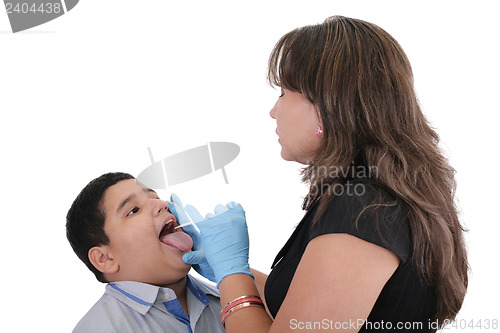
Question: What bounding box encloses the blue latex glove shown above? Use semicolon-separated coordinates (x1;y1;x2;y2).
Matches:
168;194;216;283
195;202;253;287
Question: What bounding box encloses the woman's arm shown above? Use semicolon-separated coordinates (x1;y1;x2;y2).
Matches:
250;268;271;316
174;198;399;332
219;233;399;332
250;268;268;299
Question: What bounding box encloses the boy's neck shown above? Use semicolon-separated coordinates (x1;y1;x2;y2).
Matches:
163;276;189;316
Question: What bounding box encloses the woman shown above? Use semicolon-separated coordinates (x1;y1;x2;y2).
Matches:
172;15;468;332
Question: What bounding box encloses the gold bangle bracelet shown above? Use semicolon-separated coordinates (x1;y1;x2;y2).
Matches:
224;295;261;307
221;301;264;322
221;301;265;327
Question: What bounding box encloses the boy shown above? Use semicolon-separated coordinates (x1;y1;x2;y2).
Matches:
66;172;224;333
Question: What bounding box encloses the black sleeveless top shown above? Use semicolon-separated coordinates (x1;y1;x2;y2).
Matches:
264;180;437;332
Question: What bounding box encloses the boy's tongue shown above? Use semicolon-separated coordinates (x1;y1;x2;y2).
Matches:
160;232;193;252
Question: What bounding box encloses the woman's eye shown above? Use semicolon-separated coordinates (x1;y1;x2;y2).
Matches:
127;207;139;217
279;93;284;98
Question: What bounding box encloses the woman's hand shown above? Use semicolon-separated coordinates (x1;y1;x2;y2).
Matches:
196;202;253;287
168;193;216;282
169;194;253;287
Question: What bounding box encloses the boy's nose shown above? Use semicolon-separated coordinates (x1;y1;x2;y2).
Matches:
153;199;168;216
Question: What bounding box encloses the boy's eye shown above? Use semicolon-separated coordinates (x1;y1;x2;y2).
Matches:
127;207;139;217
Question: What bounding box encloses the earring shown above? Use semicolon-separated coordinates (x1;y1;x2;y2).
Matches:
315;125;323;138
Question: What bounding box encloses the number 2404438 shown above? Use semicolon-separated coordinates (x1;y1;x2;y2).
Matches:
5;2;62;14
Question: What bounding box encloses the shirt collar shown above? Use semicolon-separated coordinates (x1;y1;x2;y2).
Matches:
106;275;219;315
186;275;219;305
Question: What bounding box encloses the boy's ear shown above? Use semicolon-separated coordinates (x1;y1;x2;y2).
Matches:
88;246;119;275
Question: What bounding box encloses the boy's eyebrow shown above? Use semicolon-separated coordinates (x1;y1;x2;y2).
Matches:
145;188;158;197
117;194;137;214
116;188;159;214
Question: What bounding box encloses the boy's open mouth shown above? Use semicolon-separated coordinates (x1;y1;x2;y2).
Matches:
159;217;193;252
159;219;175;238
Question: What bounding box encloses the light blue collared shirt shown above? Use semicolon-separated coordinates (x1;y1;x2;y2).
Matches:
73;275;224;333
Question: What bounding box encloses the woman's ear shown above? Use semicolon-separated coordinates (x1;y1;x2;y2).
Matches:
88;246;119;275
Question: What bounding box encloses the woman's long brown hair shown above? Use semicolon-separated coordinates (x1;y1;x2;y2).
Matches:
268;16;468;326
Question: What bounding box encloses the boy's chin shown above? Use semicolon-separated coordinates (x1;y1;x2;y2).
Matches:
155;266;192;286
172;254;193;271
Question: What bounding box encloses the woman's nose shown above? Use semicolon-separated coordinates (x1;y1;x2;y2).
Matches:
270;102;277;119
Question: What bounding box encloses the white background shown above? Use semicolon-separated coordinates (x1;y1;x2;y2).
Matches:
1;0;498;331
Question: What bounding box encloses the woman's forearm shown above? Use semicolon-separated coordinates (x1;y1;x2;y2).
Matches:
219;273;273;332
250;268;272;317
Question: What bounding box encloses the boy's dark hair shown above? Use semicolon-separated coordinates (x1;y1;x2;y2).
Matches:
66;172;135;283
